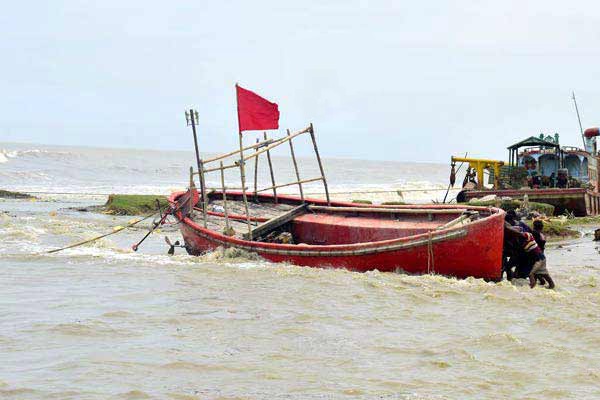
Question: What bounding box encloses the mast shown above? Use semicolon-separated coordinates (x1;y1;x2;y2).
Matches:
572;91;587;149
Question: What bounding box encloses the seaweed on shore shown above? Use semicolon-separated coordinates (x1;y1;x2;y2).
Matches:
0;190;34;199
103;194;169;216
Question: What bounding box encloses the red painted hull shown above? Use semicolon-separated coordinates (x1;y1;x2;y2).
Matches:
170;192;506;281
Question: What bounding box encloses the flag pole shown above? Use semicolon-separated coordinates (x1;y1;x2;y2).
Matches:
235;83;253;237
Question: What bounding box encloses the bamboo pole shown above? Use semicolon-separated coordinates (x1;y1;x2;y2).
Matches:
253;137;259;201
308;205;468;214
308;123;330;205
198;160;208;228
287;128;304;202
264;132;278;203
235;84;252;237
202;162;239;174
203;137;276;164
219;161;233;235
200;127;303;174
242;126;310;163
237;135;252;237
256;177;323;193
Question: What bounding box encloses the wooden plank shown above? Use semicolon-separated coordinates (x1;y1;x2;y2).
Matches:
308;205;468;215
244;204;309;240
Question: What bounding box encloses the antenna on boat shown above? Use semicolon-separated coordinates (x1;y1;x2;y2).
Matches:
572;91;587;149
185;108;207;225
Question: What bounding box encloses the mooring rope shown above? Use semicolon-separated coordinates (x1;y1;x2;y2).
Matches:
43;212;157;254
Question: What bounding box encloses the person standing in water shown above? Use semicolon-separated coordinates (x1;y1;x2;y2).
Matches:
522;231;555;289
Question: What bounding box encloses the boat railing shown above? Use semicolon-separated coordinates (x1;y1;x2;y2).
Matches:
187;123;330;237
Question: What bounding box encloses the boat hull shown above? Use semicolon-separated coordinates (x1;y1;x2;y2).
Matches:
459;188;600;216
171;193;505;281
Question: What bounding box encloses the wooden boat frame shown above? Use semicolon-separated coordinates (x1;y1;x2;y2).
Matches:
170;122;506;280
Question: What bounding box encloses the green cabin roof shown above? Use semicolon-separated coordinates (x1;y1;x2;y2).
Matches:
507;136;560;150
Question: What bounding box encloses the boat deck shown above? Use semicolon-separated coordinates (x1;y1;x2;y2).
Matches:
190;198;470;243
190;199;297;239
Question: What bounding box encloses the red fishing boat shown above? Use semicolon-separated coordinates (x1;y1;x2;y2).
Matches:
164;87;505;280
170;190;505;280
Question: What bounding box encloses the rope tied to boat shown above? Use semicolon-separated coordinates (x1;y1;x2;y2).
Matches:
427;231;435;274
44;212;157;254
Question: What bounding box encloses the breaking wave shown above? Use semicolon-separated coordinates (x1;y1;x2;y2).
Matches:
0;148;76;164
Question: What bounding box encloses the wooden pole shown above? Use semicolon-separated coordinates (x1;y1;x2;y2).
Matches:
309;123;330;205
198;159;208;228
253;138;259;201
189;109;206;203
220;161;232;235
264;132;278;203
287;128;304;202
203;163;238;174
235;84;252;237
241;126;310;163
256;177;323;193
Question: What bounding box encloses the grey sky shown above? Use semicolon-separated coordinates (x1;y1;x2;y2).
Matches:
1;1;599;162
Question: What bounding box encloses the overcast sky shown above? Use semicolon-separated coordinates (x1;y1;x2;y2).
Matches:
1;1;599;162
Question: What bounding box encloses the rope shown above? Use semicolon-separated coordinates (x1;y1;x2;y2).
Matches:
43;213;157;254
427;231;435;274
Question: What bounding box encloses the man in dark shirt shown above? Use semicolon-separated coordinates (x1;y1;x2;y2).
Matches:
532;219;546;252
505;210;532;233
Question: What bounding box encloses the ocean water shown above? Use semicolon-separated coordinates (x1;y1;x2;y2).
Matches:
1;143;600;399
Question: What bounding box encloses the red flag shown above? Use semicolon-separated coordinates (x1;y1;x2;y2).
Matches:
236;84;280;133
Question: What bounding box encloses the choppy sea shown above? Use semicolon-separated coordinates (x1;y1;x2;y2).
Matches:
1;143;599;399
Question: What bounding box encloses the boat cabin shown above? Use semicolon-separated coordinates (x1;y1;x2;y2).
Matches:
508;134;592;189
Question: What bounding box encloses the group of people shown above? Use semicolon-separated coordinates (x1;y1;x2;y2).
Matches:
503;210;555;289
527;170;569;189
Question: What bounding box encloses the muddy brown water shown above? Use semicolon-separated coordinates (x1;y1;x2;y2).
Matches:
1;201;599;399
